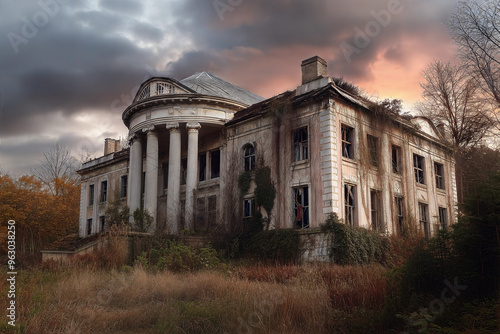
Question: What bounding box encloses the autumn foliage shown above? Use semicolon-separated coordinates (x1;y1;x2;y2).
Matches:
0;174;79;259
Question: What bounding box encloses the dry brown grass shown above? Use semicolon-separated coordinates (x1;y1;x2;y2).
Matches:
1;263;391;334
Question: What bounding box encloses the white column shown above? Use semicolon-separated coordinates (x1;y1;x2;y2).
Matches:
166;123;181;233
185;122;201;230
143;126;159;232
127;133;142;222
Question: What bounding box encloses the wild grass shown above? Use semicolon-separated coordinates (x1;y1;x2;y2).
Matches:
0;262;391;334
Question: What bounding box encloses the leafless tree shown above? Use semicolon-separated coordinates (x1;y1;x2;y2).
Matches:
449;0;500;129
417;60;491;149
32;141;79;195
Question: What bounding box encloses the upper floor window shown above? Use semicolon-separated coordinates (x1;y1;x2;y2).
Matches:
156;82;173;95
199;153;207;182
210;149;220;179
341;125;354;159
392;145;402;174
88;184;95;206
293;127;308;162
413;154;425;185
137;85;150;101
434;162;445;190
100;181;107;202
244;144;256;171
367;135;379;167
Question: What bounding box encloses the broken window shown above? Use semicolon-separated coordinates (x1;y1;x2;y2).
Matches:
341;125;354;159
120;175;127;198
392;145;402;174
413;154;425;185
199;153;206;182
89;184;95;206
243;198;255;218
439;207;448;230
244;144;256;171
87;218;92;235
100;181;107;202
293;127;308;162
395;196;404;235
344;184;356;226
294;186;309;228
210;149;220;179
419;202;430;239
434;162;445;190
367;135;379;167
370;190;383;232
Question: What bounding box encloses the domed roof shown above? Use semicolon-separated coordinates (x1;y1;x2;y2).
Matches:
180;72;264;106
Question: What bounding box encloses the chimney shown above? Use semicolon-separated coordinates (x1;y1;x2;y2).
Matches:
104;138;121;155
301;56;328;84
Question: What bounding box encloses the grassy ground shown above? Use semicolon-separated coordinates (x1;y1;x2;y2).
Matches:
0;262;394;334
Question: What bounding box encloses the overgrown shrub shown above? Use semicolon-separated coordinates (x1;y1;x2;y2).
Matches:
132;208;153;232
134;241;220;272
246;229;301;264
322;213;393;265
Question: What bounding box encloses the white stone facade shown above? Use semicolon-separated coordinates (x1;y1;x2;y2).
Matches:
77;56;457;241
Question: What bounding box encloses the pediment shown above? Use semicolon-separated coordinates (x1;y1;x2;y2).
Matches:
133;77;195;103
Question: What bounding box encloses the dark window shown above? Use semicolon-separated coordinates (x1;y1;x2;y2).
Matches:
243;198;255;218
293;127;308;162
392;145;402;174
180;200;186;230
100;216;106;232
439;207;448;229
370;190;383;232
181;158;187;185
367;135;379;167
120;175;127;198
341;125;354;159
196;197;206;231
294;186;309;228
89;184;95;206
210;150;220;179
395;196;404;235
100;181;107;202
419;203;430;239
434;162;445;190
244;145;256;171
413;154;425;184
87;218;92;235
344;184;356;226
199;153;206;182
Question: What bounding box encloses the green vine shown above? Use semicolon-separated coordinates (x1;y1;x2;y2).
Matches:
254;167;276;215
238;170;252;195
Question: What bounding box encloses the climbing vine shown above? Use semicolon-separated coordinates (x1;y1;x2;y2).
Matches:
254;166;276;215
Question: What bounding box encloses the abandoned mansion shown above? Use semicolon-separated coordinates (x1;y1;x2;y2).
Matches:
77;56;457;240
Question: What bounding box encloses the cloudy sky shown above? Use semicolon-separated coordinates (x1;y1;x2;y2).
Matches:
0;0;460;174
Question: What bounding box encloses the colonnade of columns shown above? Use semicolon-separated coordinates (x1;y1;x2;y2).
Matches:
126;122;201;233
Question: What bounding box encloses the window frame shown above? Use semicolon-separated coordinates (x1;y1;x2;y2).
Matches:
341;124;355;160
293;185;309;229
434;162;445;190
344;183;356;226
395;196;404;235
243;144;256;171
120;175;127;198
210;149;221;179
293;127;309;162
438;207;448;230
243;198;255;218
419;202;430;239
370;189;383;232
413;154;426;185
391;145;402;174
89;184;95;206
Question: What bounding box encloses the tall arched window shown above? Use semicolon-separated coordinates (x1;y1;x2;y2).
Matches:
243;144;255;171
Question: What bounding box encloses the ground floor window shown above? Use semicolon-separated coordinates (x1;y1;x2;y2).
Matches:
344;184;356;226
370;190;383;232
100;216;105;232
293;186;309;228
439;207;448;230
243;198;255;218
419;202;430;239
87;218;92;235
395;196;404;235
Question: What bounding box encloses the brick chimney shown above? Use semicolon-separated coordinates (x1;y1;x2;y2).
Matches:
104;138;122;155
301;56;328;84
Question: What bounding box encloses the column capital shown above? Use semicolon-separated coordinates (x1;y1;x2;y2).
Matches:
142;125;156;134
128;133;141;145
186;122;201;133
166;122;180;133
